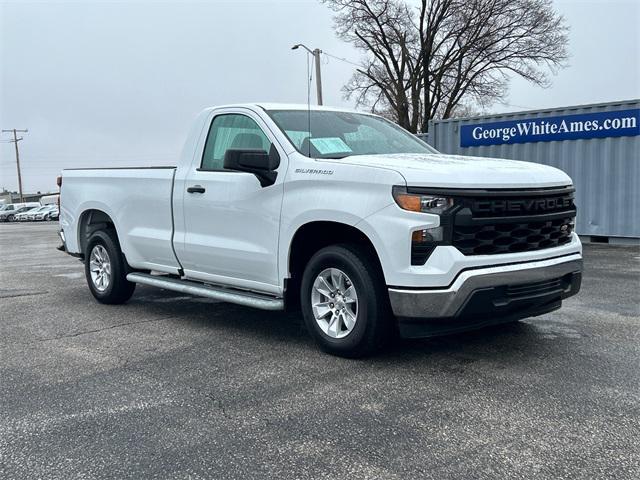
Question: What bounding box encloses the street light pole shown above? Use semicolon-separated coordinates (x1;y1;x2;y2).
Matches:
292;44;323;105
1;128;28;203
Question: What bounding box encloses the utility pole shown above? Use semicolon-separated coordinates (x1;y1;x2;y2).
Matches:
313;48;323;106
291;44;323;105
1;129;28;203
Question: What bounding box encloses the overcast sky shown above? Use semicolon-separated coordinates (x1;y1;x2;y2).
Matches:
1;0;639;193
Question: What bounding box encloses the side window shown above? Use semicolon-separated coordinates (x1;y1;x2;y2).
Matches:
201;114;271;171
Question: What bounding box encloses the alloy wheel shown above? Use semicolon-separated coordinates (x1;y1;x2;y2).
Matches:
310;268;358;339
89;244;112;292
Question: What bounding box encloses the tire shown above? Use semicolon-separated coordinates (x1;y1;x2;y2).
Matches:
300;244;391;358
7;214;14;222
84;229;136;304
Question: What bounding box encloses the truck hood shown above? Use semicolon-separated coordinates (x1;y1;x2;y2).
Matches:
328;153;572;189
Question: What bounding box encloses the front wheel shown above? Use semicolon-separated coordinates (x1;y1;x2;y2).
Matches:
7;214;14;222
300;244;391;358
84;229;135;304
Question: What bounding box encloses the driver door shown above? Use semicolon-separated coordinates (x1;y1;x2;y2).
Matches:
175;110;285;295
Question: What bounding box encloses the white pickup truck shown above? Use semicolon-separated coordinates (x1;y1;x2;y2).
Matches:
59;103;582;357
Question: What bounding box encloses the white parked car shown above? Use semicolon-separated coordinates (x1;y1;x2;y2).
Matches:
0;203;40;222
16;207;42;221
59;103;582;357
34;205;59;221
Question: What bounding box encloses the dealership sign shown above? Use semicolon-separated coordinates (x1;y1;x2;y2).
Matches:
460;108;640;147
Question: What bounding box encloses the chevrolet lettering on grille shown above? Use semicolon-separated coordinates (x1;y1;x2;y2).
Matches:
473;196;573;214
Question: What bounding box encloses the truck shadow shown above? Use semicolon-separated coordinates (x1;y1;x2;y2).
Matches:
383;321;540;362
131;286;556;366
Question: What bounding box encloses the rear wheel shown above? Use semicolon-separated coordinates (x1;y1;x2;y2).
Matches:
300;244;391;358
84;229;135;304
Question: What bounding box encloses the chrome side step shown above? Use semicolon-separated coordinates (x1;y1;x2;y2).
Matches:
126;273;284;311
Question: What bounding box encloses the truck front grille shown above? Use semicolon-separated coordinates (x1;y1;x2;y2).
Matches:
451;187;576;256
407;185;577;257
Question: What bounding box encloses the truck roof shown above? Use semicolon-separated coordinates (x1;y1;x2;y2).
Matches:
205;102;363;114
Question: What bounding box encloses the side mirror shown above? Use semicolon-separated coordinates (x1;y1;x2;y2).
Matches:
223;144;280;187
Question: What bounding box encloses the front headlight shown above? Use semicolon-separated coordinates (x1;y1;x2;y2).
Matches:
391;186;458;265
392;186;454;215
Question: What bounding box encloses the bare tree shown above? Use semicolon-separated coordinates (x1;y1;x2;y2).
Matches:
323;0;569;132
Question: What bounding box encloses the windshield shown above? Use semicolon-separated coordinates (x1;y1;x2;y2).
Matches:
266;110;437;159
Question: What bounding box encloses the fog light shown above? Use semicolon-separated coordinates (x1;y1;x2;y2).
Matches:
410;227;443;265
412;227;443;243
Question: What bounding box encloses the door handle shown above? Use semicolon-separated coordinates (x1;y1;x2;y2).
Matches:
187;185;206;194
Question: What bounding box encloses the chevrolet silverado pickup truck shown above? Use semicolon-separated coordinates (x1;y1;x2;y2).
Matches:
59;103;582;357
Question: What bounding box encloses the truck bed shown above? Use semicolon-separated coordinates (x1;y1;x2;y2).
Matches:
60;166;182;274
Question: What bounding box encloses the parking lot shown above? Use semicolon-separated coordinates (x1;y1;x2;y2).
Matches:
0;222;638;479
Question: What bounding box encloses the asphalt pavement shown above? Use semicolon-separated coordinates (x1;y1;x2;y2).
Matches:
1;222;638;479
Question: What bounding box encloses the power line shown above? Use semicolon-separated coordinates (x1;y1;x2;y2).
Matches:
317;54;538;114
1;129;28;202
503;104;535;110
322;51;362;68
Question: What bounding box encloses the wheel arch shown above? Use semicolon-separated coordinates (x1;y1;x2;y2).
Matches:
286;220;385;308
77;208;122;258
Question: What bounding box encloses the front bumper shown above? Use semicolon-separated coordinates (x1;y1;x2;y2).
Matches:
389;254;582;338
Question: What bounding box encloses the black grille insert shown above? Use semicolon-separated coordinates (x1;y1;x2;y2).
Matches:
506;278;565;298
453;216;574;255
452;188;575;255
